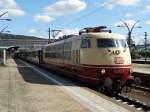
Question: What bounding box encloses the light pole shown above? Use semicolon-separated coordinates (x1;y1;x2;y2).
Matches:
0;11;12;21
0;11;8;17
117;20;141;47
0;26;11;34
48;28;62;43
0;19;12;21
0;26;8;33
0;11;12;34
144;32;148;64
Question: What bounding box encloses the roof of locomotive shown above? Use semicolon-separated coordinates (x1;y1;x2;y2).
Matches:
43;32;126;48
81;32;126;39
43;35;78;47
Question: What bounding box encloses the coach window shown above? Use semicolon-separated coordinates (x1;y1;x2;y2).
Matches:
81;39;91;48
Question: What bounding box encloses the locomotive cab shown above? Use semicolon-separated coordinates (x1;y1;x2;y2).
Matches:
41;26;132;95
79;27;132;94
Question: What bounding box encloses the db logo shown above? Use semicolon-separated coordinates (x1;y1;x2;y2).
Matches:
111;50;121;55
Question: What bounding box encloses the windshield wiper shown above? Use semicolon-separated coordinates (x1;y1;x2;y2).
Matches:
123;43;127;52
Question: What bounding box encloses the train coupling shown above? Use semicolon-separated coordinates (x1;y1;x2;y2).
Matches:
122;76;134;93
113;80;122;95
126;75;134;87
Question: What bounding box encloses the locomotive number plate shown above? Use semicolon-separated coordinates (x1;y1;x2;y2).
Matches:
114;57;124;64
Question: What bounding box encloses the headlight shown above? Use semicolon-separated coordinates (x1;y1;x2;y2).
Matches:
101;69;106;74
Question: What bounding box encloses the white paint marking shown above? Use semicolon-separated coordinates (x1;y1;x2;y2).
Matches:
7;65;31;68
128;105;134;108
123;102;127;104
19;59;131;112
116;99;121;102
112;97;116;99
136;108;142;111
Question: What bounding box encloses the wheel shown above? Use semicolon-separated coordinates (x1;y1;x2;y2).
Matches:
134;77;142;86
122;86;131;93
97;85;105;93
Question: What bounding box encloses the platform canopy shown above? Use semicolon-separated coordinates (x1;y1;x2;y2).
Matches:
0;46;19;65
0;46;19;50
0;46;9;49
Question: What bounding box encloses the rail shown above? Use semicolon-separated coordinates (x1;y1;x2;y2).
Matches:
115;94;150;111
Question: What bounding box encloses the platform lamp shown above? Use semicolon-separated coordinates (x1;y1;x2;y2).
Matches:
117;20;141;47
0;11;12;21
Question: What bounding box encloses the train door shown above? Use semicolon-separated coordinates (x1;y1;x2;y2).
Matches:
39;50;42;65
72;38;81;65
72;50;80;64
75;50;80;64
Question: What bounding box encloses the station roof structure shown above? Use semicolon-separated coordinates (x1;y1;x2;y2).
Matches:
0;46;9;49
0;46;19;50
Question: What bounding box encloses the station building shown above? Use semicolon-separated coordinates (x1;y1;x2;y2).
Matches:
0;39;49;65
0;39;48;49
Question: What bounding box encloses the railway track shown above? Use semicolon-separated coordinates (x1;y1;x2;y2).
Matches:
133;86;150;93
114;94;150;112
93;85;150;111
20;59;150;112
88;85;150;111
109;85;150;111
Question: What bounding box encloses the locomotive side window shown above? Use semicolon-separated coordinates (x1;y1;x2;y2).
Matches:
81;39;91;48
97;39;128;48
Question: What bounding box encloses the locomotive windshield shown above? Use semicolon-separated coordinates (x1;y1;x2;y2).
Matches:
97;39;128;48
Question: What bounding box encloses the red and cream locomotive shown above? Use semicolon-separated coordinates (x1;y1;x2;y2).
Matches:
19;26;132;94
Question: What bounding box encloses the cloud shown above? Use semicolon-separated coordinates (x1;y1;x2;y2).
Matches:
7;9;25;16
146;5;150;10
97;0;140;9
141;5;150;13
115;0;140;6
105;4;114;9
34;0;86;24
34;14;54;23
28;29;37;33
0;0;25;16
145;20;150;25
44;0;87;16
125;13;132;17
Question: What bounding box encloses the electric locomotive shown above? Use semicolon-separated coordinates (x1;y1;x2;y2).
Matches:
41;26;132;94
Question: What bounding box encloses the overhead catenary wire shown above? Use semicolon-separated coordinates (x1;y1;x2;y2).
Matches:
61;0;116;28
54;0;116;38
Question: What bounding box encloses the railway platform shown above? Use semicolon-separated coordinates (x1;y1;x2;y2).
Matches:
132;63;150;88
0;59;140;112
132;63;150;74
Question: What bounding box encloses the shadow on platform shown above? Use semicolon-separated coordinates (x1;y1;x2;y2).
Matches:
14;59;86;87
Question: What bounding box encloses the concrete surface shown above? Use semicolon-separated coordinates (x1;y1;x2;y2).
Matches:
0;59;139;112
0;59;90;112
132;63;150;74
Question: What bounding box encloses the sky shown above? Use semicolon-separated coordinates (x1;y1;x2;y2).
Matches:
0;0;150;44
